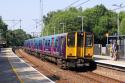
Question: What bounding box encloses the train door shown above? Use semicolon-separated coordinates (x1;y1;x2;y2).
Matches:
66;32;77;59
60;36;66;57
77;32;84;58
51;37;54;55
84;33;94;58
42;39;45;53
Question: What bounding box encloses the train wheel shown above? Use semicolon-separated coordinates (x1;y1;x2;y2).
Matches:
62;60;67;70
89;61;97;70
57;59;63;68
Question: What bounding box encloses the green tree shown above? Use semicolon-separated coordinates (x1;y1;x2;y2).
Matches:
120;18;125;35
6;29;32;46
42;4;119;45
0;17;8;40
119;11;125;35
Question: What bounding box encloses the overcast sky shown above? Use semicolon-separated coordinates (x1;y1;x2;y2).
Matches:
0;0;124;35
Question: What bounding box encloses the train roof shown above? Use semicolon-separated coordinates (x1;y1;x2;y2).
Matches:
24;33;67;42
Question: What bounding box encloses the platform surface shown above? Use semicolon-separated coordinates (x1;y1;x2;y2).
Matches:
94;55;125;68
0;48;20;83
0;48;55;83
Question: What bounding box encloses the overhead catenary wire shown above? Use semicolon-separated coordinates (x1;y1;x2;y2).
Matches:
65;0;81;9
113;6;125;11
75;0;90;8
64;0;91;10
8;21;20;30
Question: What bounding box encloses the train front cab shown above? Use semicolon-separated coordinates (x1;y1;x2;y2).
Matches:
66;32;94;67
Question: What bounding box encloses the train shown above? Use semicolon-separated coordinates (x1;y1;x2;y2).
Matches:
23;32;96;69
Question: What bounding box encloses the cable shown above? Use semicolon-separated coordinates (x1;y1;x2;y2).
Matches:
113;6;125;11
65;0;81;9
75;0;90;8
8;21;20;30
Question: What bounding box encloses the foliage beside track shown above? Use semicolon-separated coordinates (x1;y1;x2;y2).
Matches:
6;29;32;47
43;4;125;45
0;17;7;42
0;17;32;47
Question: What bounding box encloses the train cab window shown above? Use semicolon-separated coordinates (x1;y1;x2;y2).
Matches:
77;33;84;47
85;34;93;47
67;33;75;47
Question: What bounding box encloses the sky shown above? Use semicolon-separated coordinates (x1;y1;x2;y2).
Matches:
0;0;125;36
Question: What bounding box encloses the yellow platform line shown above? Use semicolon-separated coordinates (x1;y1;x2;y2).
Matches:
7;57;24;83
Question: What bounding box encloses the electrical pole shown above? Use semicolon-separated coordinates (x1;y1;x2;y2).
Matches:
113;4;125;44
60;23;65;33
33;19;39;29
3;19;22;30
78;16;84;32
54;27;55;35
19;19;22;29
40;0;43;36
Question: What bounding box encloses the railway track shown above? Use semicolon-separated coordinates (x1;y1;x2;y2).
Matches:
97;62;125;72
15;49;124;83
77;72;121;83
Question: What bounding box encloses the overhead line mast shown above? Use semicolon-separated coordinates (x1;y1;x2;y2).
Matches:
40;0;43;36
112;3;125;44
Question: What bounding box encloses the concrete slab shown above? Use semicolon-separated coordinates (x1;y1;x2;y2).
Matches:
0;48;20;83
94;55;125;68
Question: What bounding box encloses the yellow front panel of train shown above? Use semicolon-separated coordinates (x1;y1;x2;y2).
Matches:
84;33;94;58
77;47;84;58
85;47;93;57
66;47;77;59
66;32;77;59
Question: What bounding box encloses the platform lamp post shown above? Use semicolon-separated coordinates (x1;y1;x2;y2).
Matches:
78;16;84;32
106;32;109;46
60;23;65;33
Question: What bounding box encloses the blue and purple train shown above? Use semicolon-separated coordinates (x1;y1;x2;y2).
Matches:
24;32;95;68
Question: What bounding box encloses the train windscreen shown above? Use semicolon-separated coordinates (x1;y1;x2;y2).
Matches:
85;33;93;47
67;32;75;47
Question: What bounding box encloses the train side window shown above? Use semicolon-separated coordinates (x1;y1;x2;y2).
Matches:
41;40;42;46
35;43;37;48
48;40;50;46
55;39;58;47
43;39;45;46
39;40;41;46
45;40;47;46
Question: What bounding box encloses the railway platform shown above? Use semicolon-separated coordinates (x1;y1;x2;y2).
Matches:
0;48;55;83
0;48;20;83
94;55;125;68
